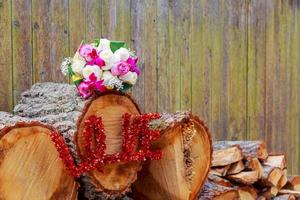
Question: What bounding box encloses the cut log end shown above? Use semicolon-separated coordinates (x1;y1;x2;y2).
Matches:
0;123;77;200
133;115;212;200
75;92;141;194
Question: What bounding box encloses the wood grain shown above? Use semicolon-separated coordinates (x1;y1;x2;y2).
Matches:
0;0;13;111
1;0;300;173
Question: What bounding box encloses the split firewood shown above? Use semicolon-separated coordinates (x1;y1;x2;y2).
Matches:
278;189;300;198
259;187;279;199
213;141;268;160
210;165;231;177
227;171;259;185
0;115;78;200
273;194;296;200
260;165;283;187
208;174;233;187
245;157;263;179
227;160;245;175
284;176;300;191
277;169;288;190
237;186;257;200
212;145;243;167
263;154;287;170
198;180;239;200
133;112;212;200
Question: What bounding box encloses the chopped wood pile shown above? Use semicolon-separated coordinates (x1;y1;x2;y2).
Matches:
198;141;300;200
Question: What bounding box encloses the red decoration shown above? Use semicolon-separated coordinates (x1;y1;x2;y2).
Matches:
50;113;162;177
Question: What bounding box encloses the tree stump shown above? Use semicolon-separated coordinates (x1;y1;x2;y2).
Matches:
75;92;141;195
0;113;77;200
133;112;212;200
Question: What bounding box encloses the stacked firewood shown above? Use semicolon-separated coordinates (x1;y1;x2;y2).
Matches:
199;141;300;200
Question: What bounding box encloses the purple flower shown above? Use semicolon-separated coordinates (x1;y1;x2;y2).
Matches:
111;61;131;76
127;57;140;75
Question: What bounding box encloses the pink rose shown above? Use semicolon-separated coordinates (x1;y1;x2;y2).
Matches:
79;44;94;61
111;61;131;76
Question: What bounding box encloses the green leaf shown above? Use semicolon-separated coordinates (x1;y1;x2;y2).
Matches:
74;79;83;87
121;83;133;93
94;39;100;47
110;41;126;52
68;66;75;77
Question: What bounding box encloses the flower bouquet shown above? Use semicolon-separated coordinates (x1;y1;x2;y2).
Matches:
61;38;140;98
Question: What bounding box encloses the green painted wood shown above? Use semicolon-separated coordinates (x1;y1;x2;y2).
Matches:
0;0;13;112
12;0;32;105
0;0;300;173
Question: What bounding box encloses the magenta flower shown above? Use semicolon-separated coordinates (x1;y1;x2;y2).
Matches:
87;57;105;68
111;61;131;76
78;75;106;98
127;57;140;75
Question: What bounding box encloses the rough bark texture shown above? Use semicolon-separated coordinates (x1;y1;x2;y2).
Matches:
198;180;239;200
13;83;130;199
213;141;268;160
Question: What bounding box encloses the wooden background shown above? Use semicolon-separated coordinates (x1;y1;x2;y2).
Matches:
0;0;299;173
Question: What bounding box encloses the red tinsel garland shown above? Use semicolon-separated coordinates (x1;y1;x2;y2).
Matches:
50;113;162;177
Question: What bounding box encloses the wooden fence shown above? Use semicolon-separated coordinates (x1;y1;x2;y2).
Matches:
0;0;299;173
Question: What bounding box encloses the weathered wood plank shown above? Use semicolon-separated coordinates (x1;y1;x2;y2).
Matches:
247;0;267;140
0;0;13;111
85;0;102;41
69;0;86;54
191;0;210;126
143;0;158;113
157;0;170;112
224;0;248;140
168;0;181;112
12;0;32;105
130;0;145;112
32;0;68;83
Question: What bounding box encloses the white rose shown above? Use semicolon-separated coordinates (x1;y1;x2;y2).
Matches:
82;65;102;80
72;59;86;74
119;71;138;85
96;38;110;51
114;47;130;61
100;49;120;70
102;71;114;82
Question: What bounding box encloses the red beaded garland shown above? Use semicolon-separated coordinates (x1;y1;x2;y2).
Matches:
50;113;162;177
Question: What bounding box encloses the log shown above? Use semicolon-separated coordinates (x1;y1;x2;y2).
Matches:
75;92;141;195
208;174;233;187
273;195;296;200
277;169;288;190
227;160;245;175
259;187;279;199
237;186;257;200
213;141;268;160
227;171;259;185
245;157;263;179
260;165;283;187
278;189;300;198
210;165;231;177
212;145;243;167
198;180;239;200
263;154;287;170
284;176;300;191
0;115;78;199
133;112;212;200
